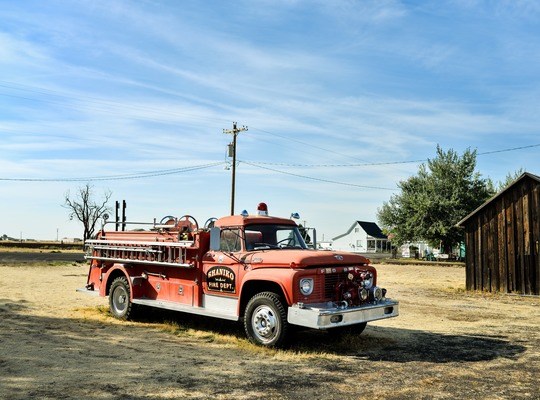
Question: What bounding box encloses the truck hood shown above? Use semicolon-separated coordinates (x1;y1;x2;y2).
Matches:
243;249;370;268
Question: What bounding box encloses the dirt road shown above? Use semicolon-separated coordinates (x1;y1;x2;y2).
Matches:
0;262;538;399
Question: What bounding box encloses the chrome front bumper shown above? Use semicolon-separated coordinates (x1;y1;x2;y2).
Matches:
287;299;399;330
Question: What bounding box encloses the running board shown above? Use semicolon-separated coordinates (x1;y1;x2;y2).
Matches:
132;298;239;321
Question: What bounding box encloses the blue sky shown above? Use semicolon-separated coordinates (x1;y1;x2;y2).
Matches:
1;0;539;240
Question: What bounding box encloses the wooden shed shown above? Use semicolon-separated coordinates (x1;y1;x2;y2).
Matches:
458;172;540;295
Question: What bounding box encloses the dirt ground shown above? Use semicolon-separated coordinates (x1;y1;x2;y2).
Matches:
0;262;538;399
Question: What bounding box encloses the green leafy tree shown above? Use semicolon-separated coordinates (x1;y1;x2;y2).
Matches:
497;168;525;191
377;146;494;251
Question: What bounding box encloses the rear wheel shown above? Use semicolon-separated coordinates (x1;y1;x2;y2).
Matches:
244;292;288;347
109;276;136;320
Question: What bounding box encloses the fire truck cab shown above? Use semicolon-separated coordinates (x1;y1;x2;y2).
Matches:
79;203;399;347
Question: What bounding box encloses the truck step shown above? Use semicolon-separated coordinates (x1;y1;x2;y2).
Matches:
132;298;239;321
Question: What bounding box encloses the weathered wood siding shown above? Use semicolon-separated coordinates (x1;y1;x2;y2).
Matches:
463;176;540;295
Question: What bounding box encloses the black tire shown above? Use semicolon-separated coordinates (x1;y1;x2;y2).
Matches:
244;292;288;347
327;322;367;337
109;276;136;320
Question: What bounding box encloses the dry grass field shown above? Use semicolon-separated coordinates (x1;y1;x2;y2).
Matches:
0;261;538;399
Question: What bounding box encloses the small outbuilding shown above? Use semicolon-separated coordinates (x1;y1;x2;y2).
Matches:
332;221;391;253
458;172;540;295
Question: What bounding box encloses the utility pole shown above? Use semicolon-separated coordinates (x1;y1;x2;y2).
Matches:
223;122;248;215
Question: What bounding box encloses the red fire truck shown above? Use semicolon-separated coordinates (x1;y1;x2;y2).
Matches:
79;203;399;347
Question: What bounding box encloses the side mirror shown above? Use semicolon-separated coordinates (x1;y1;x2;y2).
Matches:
210;227;221;251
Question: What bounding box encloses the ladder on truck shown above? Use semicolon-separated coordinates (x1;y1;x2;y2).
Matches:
85;219;198;268
84;215;198;268
85;239;196;268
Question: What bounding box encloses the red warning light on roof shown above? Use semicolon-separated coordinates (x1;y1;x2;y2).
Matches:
257;202;268;216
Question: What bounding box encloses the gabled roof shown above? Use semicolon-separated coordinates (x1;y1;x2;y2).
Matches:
457;172;540;227
359;221;387;239
332;221;387;241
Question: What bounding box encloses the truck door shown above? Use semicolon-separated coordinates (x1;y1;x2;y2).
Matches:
202;228;242;297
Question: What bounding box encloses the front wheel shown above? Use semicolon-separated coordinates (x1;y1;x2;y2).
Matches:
109;276;136;320
244;292;288;347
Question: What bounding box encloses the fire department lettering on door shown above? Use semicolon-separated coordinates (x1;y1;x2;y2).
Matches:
206;266;236;293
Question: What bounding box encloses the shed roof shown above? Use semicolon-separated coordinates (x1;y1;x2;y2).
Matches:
332;221;387;241
457;172;540;227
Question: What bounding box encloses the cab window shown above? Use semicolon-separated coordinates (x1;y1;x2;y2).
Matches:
220;229;241;252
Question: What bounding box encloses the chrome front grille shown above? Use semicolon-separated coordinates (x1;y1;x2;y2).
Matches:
323;272;349;300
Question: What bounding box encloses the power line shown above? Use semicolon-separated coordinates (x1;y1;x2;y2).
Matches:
3;141;537;185
3;80;539;186
0;162;225;182
249;126;370;163
241;161;396;190
240;159;425;168
241;142;540;168
477;143;540;156
238;142;540;190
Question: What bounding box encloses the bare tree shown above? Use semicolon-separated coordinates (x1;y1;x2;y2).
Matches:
63;184;112;241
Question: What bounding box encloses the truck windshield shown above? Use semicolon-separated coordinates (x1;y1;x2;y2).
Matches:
245;224;307;250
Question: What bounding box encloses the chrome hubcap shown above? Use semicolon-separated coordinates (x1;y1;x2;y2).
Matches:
252;305;278;342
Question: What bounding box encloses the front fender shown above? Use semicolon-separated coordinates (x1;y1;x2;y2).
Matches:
240;267;296;305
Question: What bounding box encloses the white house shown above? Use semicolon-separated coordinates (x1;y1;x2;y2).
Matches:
332;221;390;253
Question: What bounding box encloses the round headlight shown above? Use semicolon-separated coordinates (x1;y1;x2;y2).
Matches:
372;286;383;302
359;288;369;301
299;278;314;296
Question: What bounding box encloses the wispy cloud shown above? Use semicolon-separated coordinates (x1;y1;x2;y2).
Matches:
0;32;50;65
